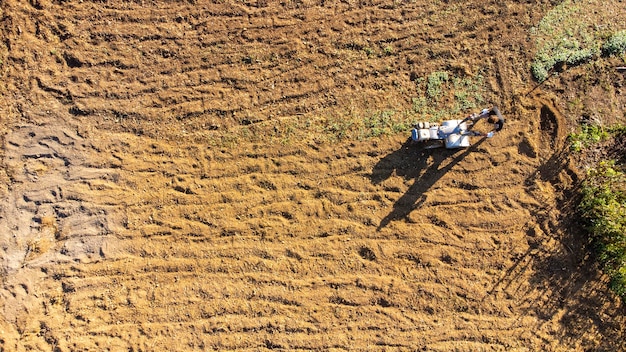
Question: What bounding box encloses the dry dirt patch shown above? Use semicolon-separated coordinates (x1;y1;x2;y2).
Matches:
1;106;622;350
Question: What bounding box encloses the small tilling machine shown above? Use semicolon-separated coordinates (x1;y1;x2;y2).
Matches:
410;106;504;149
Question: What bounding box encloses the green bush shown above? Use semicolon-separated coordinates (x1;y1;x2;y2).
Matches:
578;140;626;303
529;0;619;82
602;30;626;57
531;62;550;84
531;44;598;83
567;124;609;152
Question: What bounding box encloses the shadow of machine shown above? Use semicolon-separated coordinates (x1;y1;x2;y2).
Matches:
370;137;486;230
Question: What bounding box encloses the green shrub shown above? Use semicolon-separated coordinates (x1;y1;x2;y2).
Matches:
578;143;626;303
571;124;626;302
529;0;616;82
531;44;598;83
531;62;550;83
567;124;609;152
602;30;626;57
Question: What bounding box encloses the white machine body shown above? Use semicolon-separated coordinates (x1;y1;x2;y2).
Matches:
411;119;470;149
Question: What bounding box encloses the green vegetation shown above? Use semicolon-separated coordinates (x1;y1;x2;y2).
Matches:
224;69;487;144
567;124;609;152
530;0;598;82
360;110;411;138
574;126;626;303
602;30;626;57
323;109;411;142
412;70;485;122
530;0;626;82
426;71;449;100
531;46;597;83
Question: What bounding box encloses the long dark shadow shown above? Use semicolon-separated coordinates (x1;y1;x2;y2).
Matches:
371;138;486;230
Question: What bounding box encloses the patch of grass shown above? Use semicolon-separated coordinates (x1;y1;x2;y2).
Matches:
532;43;598;83
320;109;412;142
323;115;355;141
412;70;485;122
452;76;484;112
359;110;410;139
530;0;594;82
529;0;623;82
576;127;626;303
197;69;485;147
362;111;391;139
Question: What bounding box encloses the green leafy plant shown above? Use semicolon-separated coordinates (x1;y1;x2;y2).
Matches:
531;40;598;83
364;110;393;138
426;71;449;100
602;30;626;57
323;116;354;141
580;160;626;302
574;126;626;303
567;123;609;152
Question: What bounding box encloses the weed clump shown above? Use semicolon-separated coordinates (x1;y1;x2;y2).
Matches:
426;71;449;100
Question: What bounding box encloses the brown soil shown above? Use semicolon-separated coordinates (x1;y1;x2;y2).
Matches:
1;0;625;351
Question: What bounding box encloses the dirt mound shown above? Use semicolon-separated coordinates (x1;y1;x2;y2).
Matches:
1;0;624;351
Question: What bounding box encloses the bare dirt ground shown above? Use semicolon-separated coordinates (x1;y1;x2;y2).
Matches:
0;0;625;350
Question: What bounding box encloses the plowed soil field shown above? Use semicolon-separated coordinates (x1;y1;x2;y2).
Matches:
1;0;625;351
